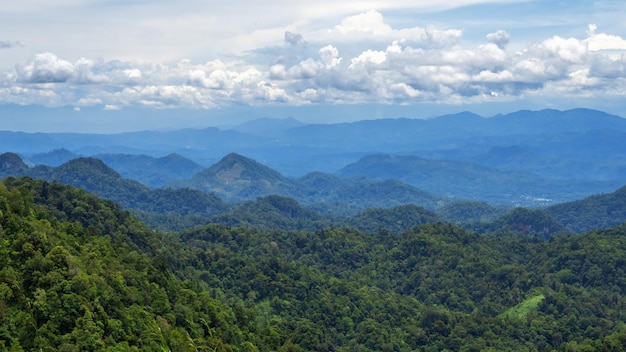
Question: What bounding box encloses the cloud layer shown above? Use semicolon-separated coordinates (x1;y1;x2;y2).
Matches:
2;9;626;112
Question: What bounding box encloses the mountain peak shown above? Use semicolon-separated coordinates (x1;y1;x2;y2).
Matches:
189;153;298;202
207;153;284;182
56;157;122;179
0;152;28;173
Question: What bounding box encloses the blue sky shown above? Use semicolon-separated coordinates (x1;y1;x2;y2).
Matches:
2;0;626;132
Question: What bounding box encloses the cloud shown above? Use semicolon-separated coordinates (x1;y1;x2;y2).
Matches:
585;24;626;51
3;9;626;112
284;31;304;46
16;52;75;83
334;10;392;35
0;40;22;49
486;30;510;49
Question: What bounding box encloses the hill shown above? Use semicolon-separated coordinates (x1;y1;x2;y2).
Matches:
26;148;79;166
0;154;228;230
0;152;29;177
3;177;626;350
436;200;508;225
347;204;440;234
188;152;304;202
546;184;626;233
96;153;204;187
338;154;617;205
0;177;250;350
209;195;332;231
3;108;626;183
480;207;571;239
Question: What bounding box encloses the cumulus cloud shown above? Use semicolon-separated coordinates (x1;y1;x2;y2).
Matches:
3;10;626;111
486;30;510;49
335;10;392;35
16;52;75;83
585;24;626;51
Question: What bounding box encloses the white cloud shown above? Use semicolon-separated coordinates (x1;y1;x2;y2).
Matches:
486;30;510;49
334;10;392;35
3;8;626;113
103;104;121;111
539;36;587;63
585;24;626;51
16;52;75;83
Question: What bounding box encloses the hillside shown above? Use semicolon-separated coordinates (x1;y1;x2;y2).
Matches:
546;185;626;233
0;154;228;229
0;178;250;350
3;177;626;350
3;108;626;182
188;152;305;202
338;154;617;205
96;153;205;187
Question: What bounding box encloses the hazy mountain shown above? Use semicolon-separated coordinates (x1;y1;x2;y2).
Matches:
26;148;79;166
185;154;449;209
3;108;626;206
0;152;29;177
95;152;204;187
3;108;626;181
231;116;304;136
0;154;227;223
337;154;620;205
187;152;304;202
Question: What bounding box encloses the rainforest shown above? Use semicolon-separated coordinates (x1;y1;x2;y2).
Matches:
1;176;626;351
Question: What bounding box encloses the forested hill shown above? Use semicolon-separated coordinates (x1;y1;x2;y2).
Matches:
2;177;626;351
546;185;626;233
0;177;246;350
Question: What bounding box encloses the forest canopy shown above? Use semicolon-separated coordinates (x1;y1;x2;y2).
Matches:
1;177;626;351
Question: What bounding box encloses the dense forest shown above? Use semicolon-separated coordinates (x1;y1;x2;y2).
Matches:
2;176;626;351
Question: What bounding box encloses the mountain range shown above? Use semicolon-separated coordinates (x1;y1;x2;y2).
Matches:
2;150;626;237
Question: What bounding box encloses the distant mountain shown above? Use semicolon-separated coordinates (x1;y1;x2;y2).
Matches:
0;152;29;176
3;107;626;205
3;108;626;181
96;153;204;187
0;154;227;225
491;108;626;134
546;185;626;233
231;117;304;136
185;154;448;209
26;148;79;166
337;154;618;205
188;152;303;202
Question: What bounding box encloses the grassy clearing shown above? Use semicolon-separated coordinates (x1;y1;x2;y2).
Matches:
499;294;545;321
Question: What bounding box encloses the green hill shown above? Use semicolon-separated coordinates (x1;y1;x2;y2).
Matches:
188;152;303;202
0;177;250;351
348;204;440;234
0;155;228;231
546;184;626;233
3;177;626;350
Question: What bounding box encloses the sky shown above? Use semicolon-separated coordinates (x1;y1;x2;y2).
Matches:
1;0;626;132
